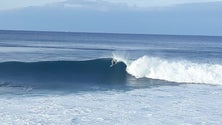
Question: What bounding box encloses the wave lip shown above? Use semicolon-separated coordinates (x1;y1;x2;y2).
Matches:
115;55;222;85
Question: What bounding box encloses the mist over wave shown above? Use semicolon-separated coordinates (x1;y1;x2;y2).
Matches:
114;55;222;85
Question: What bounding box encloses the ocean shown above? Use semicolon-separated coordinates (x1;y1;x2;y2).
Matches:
0;30;222;125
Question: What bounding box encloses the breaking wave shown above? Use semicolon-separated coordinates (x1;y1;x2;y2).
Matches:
114;55;222;85
0;56;221;90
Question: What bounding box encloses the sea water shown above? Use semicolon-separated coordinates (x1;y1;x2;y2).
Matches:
0;30;222;125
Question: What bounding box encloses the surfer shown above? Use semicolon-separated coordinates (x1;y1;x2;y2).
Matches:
110;59;117;67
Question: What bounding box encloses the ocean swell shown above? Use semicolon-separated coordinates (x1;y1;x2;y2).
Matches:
0;59;127;89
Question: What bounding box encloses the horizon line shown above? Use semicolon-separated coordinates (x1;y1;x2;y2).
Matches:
0;29;221;37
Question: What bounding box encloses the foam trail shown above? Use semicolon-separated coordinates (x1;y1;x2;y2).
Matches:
114;55;222;85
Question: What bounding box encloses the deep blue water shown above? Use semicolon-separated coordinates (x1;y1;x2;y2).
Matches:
0;30;222;125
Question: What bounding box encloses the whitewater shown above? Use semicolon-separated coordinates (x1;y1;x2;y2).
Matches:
0;30;222;125
114;55;222;85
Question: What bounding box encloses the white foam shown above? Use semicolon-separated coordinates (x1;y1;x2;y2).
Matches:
114;55;222;85
1;85;222;125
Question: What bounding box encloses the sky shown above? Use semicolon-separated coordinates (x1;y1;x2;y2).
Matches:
0;0;222;36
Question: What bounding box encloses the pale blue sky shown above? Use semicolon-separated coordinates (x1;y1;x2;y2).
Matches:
0;0;222;36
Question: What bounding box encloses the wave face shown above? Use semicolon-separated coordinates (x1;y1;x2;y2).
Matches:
0;56;221;90
115;55;222;85
0;59;128;89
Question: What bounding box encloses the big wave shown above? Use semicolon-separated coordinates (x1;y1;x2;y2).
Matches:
0;56;221;89
114;55;222;85
0;59;128;89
